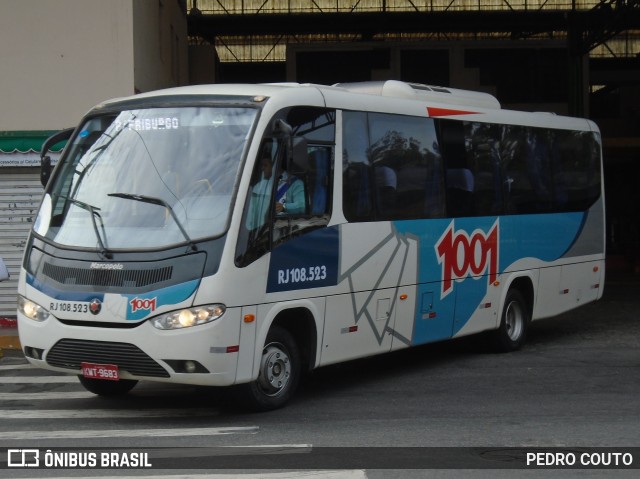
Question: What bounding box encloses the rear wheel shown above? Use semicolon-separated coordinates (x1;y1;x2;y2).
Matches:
78;376;138;396
490;289;529;352
235;326;301;411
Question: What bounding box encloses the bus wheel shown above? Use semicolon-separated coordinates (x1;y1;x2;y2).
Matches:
240;326;301;411
78;376;138;396
490;289;529;353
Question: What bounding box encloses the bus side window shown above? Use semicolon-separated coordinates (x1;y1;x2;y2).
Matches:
273;142;333;245
344;162;373;220
236;107;335;267
343;112;373;221
464;122;504;216
375;166;398;219
553;130;601;211
308;147;331;215
344;112;444;222
439;120;476;218
502;126;554;214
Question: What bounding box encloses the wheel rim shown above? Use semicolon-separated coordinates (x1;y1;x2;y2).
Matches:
257;342;292;397
504;300;524;341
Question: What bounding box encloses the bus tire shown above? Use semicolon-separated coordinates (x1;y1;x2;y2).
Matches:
237;325;301;412
490;289;529;353
78;376;138;396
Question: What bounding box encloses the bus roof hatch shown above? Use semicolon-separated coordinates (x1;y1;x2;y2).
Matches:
333;80;501;110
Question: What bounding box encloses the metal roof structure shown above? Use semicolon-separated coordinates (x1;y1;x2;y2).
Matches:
186;0;640;62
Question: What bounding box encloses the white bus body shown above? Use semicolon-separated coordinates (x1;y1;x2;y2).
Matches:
18;81;605;409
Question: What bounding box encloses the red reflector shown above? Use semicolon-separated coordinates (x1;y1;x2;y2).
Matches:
348;326;358;333
427;106;480;117
226;345;239;353
561;289;570;295
428;312;437;318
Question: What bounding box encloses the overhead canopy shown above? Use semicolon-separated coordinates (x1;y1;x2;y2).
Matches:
0;130;66;154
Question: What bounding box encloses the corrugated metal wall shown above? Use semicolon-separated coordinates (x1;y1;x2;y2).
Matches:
0;169;42;317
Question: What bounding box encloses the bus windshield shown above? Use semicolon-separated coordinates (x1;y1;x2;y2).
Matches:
34;106;257;250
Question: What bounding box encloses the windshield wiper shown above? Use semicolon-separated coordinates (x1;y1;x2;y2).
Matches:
57;194;112;259
108;193;197;251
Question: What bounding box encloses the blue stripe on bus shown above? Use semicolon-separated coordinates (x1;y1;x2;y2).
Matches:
394;212;587;343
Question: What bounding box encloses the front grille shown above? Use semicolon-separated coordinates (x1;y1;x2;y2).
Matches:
42;262;173;288
46;339;169;378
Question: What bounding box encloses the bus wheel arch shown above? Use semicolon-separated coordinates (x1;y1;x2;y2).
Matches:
237;307;317;411
270;307;318;373
491;276;534;353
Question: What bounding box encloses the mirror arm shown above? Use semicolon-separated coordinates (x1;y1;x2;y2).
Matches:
40;127;74;187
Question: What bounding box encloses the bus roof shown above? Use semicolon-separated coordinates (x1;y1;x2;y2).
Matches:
97;81;499;109
88;81;596;132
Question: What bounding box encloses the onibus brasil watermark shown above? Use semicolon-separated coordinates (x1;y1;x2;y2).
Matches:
6;449;151;469
3;446;638;470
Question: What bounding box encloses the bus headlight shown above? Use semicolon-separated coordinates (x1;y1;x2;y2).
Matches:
150;304;226;330
18;296;50;322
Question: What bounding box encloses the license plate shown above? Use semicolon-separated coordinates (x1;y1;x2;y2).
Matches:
81;362;119;381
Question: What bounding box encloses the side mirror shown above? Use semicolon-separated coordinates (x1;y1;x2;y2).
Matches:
272;119;294;170
0;257;9;282
289;137;308;176
272;119;292;138
40;128;74;187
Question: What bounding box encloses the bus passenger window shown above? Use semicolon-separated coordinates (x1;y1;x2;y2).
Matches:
553;130;601;211
464;122;504;216
439;120;476;218
343;112;372;221
343;163;372;221
343;111;444;222
375;166;397;218
501;126;554;214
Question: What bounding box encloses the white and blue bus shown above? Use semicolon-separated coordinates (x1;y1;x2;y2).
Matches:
17;81;604;410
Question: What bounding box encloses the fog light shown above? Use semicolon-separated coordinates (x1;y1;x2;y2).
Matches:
24;346;45;360
163;359;209;374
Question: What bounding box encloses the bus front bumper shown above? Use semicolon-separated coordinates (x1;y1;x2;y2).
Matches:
17;308;245;387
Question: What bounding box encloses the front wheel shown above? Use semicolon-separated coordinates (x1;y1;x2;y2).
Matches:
78;376;138;396
489;289;530;353
234;326;301;412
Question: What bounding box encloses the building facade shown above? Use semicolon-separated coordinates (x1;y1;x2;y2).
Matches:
0;0;189;317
